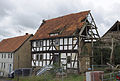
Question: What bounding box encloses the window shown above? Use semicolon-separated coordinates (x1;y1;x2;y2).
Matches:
60;39;63;45
53;55;59;64
40;55;43;61
4;63;5;68
55;39;59;45
43;40;45;46
36;54;39;60
47;40;49;46
36;41;43;47
36;41;39;47
1;63;5;69
33;42;36;47
64;38;67;45
4;54;6;58
8;54;10;58
50;33;59;36
1;63;3;69
9;64;12;72
53;39;59;46
32;42;35;47
11;54;12;58
67;56;71;63
2;54;3;58
40;41;43;47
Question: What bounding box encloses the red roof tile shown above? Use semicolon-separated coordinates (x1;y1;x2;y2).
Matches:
0;34;32;53
31;10;90;40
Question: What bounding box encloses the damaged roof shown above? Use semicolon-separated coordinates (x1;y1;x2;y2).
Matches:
0;34;32;53
31;10;90;40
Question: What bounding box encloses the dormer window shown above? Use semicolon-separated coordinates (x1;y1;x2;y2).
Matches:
50;33;59;36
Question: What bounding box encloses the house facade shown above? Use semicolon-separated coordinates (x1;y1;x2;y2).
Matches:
0;33;33;76
0;53;13;76
31;11;100;73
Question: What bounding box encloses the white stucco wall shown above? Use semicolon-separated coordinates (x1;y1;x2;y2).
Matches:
0;53;13;77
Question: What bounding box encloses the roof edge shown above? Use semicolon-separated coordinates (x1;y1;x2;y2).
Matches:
102;21;120;38
13;34;33;53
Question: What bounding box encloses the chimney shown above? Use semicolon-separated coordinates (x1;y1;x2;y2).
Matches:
25;33;28;35
42;19;45;23
40;19;46;26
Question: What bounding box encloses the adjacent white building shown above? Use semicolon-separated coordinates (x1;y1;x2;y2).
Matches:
0;33;33;77
0;53;13;76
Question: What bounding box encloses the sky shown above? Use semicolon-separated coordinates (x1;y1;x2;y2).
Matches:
0;0;120;40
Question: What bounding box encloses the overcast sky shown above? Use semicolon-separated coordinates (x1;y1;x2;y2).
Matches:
0;0;120;40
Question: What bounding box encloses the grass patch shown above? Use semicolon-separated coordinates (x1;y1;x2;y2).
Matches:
11;74;85;81
63;74;85;81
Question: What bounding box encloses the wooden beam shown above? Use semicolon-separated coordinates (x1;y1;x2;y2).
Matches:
32;50;78;53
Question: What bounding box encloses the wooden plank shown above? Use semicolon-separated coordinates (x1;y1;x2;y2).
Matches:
42;54;43;66
30;35;77;41
33;59;51;61
67;38;69;50
73;54;77;68
72;40;78;50
61;58;66;60
70;53;72;68
63;38;64;50
32;50;78;53
66;53;67;72
49;53;54;65
59;53;61;66
67;68;78;70
46;53;47;65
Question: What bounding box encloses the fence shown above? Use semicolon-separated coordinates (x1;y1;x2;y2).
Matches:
102;72;118;81
91;65;109;71
91;65;120;81
86;65;120;81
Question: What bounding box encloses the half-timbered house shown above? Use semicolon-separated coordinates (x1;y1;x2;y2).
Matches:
0;33;33;76
31;11;100;73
